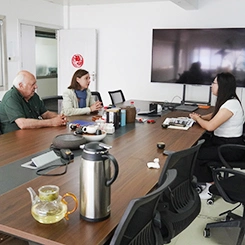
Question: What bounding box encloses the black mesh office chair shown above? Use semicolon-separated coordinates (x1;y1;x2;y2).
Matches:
211;144;245;169
42;95;63;113
204;168;245;245
204;144;245;204
109;169;177;245
91;91;103;106
156;139;204;244
108;89;125;106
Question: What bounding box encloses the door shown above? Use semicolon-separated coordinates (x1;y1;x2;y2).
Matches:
57;29;97;95
19;23;59;97
20;24;36;74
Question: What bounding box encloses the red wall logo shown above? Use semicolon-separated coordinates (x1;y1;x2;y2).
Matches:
71;54;84;68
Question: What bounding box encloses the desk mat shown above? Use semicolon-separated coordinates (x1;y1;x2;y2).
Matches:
0;149;82;196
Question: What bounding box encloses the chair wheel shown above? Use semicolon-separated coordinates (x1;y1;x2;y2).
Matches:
203;228;210;238
207;197;214;205
196;185;203;194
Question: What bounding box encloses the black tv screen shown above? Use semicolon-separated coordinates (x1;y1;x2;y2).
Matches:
151;28;245;87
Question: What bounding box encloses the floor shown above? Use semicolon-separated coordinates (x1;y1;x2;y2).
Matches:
169;197;244;245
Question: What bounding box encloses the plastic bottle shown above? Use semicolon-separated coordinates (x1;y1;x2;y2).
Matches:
120;109;126;127
127;101;136;123
102;106;108;120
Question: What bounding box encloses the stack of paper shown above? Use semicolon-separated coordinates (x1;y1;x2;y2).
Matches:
162;117;195;130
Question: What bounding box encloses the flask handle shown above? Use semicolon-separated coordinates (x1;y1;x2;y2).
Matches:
61;192;78;220
102;154;119;187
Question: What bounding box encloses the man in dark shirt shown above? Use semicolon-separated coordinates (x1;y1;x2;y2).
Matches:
0;70;67;134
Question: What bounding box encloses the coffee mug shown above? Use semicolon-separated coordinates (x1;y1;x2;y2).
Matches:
82;125;98;134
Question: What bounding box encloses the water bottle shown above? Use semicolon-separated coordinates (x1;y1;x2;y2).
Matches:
120;109;126;127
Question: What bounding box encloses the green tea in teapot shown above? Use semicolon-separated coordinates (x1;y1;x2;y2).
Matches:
39;185;59;201
27;185;78;224
31;200;67;224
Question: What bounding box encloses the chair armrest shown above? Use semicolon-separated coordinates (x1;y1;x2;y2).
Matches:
212;168;245;204
218;144;245;168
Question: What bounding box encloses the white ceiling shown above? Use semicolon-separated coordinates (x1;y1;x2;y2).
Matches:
44;0;166;4
42;0;198;10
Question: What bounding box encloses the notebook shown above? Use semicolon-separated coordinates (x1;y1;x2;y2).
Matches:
70;120;95;126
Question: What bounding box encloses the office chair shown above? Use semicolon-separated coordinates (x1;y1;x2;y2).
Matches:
91;91;103;106
108;89;125;106
109;169;177;245
215;144;245;169
204;168;245;245
42;95;63;113
204;144;245;205
156;139;204;244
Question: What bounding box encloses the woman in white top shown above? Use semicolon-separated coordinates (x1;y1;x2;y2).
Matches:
62;69;102;116
189;72;244;197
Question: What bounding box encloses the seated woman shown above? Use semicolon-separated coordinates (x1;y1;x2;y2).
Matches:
189;72;244;199
62;69;102;116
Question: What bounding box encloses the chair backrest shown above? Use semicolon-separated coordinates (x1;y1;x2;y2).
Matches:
157;139;204;243
210;168;245;204
91;91;103;106
108;89;125;106
42;95;63;113
109;169;177;245
207;143;245;174
218;144;245;168
207;167;245;245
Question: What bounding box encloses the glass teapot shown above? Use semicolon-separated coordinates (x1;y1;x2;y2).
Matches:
27;185;78;224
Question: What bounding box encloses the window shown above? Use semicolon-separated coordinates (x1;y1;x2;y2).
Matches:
0;16;7;90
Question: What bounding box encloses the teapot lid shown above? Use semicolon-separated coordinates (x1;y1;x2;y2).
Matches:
83;142;112;154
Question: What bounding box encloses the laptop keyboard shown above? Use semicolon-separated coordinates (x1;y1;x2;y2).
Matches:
175;104;199;112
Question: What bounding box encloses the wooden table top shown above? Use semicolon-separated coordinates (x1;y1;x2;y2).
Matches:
0;106;211;245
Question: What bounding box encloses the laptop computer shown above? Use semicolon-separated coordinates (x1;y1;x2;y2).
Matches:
175;104;199;112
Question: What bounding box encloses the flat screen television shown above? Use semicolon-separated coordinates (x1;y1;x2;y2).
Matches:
151;28;245;87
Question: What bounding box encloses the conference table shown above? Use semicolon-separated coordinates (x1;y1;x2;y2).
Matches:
0;100;212;245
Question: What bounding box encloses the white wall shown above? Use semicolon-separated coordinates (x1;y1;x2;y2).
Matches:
67;0;245;107
0;0;63;99
1;0;245;107
36;77;57;98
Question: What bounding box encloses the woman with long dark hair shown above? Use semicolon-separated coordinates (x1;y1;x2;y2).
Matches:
189;72;244;199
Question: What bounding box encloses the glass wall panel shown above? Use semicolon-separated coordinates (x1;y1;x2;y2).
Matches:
35;32;57;78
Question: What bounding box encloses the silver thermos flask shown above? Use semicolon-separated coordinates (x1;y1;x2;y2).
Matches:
80;142;119;222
